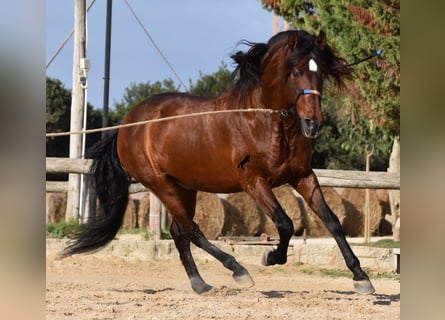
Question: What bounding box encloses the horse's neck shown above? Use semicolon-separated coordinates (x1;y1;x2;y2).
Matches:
222;85;262;109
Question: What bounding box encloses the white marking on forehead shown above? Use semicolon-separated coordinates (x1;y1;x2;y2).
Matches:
309;59;318;72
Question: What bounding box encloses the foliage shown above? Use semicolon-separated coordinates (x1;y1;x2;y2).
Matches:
351;238;400;248
189;62;234;96
112;78;179;120
263;0;400;170
116;227;172;240
46;77;110;161
46;77;71;158
46;221;80;239
161;229;172;240
298;264;399;280
110;63;234;122
319;267;399;280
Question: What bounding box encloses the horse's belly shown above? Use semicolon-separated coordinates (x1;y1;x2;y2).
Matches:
173;177;243;194
162;157;243;193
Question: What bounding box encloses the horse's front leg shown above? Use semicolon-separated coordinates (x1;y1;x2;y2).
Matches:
245;177;294;266
292;171;375;294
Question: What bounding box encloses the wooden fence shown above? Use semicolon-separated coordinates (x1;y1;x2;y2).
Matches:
46;157;400;192
46;157;400;240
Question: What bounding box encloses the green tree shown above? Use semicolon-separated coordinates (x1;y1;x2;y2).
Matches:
112;78;178;120
46;77;107;159
189;62;234;96
263;0;400;170
111;63;235;122
46;77;71;157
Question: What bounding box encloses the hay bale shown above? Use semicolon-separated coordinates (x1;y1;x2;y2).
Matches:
375;189;392;235
136;192;224;239
338;188;384;236
46;192;67;223
259;185;304;236
300;187;346;237
221;192;261;236
193;192;225;240
137;192;150;228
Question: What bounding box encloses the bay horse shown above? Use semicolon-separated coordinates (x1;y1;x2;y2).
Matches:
62;29;375;295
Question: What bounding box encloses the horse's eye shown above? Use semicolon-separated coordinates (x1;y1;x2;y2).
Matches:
292;69;300;78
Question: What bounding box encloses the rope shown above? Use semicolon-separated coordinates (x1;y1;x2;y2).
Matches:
45;108;279;137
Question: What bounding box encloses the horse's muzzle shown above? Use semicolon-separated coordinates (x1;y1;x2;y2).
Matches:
300;117;321;139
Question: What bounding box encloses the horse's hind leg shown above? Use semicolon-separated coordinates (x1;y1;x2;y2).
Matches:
154;187;211;294
156;185;253;293
188;225;255;288
293;172;375;294
169;220;212;294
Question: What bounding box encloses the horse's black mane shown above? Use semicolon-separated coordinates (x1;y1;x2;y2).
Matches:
231;29;351;101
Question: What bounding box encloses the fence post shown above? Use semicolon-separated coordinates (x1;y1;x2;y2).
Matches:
148;192;161;240
80;174;96;223
364;146;374;243
388;136;400;241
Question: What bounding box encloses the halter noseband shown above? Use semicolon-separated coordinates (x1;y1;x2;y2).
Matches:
299;89;321;98
280;88;321;116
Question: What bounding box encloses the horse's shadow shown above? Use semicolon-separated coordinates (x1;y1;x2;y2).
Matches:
372;293;400;305
261;290;310;298
141;288;175;295
111;288;175;295
261;289;400;305
324;290;400;304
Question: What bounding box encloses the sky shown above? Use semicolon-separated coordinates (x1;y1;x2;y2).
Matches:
46;0;287;110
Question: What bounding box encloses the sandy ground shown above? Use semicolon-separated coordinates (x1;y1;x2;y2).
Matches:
46;251;399;320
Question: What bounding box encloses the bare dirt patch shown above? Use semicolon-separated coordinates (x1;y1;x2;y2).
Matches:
46;252;399;319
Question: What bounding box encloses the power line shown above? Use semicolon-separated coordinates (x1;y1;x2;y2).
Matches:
123;0;189;92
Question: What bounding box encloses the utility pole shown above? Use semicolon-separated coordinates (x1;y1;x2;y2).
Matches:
102;0;112;133
66;0;87;221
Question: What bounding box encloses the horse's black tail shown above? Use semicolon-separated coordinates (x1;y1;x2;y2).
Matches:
61;131;131;257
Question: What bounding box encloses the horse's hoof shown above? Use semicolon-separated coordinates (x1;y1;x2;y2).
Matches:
233;272;255;288
190;276;213;295
261;249;273;266
193;283;213;295
261;249;287;266
353;279;375;294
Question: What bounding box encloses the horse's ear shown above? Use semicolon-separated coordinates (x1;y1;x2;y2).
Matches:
315;31;326;50
287;31;298;50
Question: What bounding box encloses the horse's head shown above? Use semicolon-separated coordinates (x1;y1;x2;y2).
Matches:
232;30;351;139
263;30;352;138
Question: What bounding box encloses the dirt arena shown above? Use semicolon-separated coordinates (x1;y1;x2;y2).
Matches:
46;252;400;320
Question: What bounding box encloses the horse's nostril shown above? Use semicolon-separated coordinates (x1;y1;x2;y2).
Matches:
301;118;321;138
305;118;316;129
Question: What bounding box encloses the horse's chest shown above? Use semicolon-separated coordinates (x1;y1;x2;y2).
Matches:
240;138;310;185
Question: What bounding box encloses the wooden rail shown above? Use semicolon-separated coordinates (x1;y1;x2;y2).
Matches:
46;157;400;192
